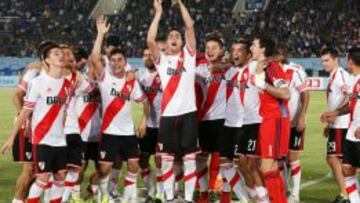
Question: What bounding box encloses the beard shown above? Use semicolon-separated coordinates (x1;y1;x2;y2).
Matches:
145;60;155;70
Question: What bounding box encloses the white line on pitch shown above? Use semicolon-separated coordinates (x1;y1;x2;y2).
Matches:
300;172;332;189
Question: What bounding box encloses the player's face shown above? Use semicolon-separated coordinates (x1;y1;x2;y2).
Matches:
62;48;76;70
143;49;154;69
205;41;223;63
110;53;127;75
46;48;65;68
346;54;355;73
166;30;183;53
250;39;264;60
321;54;338;72
232;43;251;66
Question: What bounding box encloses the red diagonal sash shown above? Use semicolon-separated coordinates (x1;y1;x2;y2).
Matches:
198;71;225;119
146;73;160;104
226;71;239;101
78;103;98;133
350;79;360;122
33;80;70;144
101;79;135;133
161;51;185;114
239;67;250;105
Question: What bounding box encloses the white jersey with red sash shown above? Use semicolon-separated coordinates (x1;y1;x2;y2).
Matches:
155;45;197;117
284;63;307;127
76;85;101;142
98;70;145;135
347;75;360;142
139;69;162;128
224;67;245;127
195;62;228;121
327;67;350;128
24;73;73;146
242;61;262;125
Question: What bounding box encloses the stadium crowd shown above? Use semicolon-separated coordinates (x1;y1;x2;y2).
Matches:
1;0;359;58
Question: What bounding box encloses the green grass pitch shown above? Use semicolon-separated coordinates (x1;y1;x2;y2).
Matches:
0;88;340;202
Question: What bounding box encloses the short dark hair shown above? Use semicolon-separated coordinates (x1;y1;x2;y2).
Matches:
105;35;121;47
166;27;183;39
109;48;127;59
348;47;360;66
38;40;57;59
234;37;251;52
320;47;339;58
255;35;276;57
41;42;60;61
205;31;225;47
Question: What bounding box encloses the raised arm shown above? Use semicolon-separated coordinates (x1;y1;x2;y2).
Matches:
147;0;163;62
89;15;111;77
177;0;196;52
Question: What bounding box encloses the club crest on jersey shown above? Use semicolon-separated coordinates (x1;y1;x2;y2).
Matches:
46;87;52;92
100;151;106;159
167;66;186;76
38;162;45;170
110;88;131;101
26;152;32;160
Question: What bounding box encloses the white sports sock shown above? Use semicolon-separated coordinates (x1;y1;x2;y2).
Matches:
43;175;53;203
174;161;183;194
183;154;197;202
220;163;249;201
99;176;110;198
11;198;24;203
222;177;231;192
345;176;360;202
123;171;138;200
245;185;258;200
290;160;301;198
196;155;209;192
62;170;79;202
108;168;120;195
161;155;175;201
155;166;164;198
142;168;156;197
255;186;270;203
27;180;47;203
50;180;64;203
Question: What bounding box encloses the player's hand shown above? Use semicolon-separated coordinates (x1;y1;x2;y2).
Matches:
23;118;31;138
355;128;360;139
96;15;110;35
153;0;163;14
320;111;338;123
254;72;266;90
137;118;147;139
1;138;14;155
323;126;329;138
296;115;306;132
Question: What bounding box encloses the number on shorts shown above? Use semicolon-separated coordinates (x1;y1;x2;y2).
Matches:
294;136;302;148
328;141;336;152
247;140;256;152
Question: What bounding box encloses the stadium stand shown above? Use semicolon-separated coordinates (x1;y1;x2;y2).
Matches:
0;0;359;57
